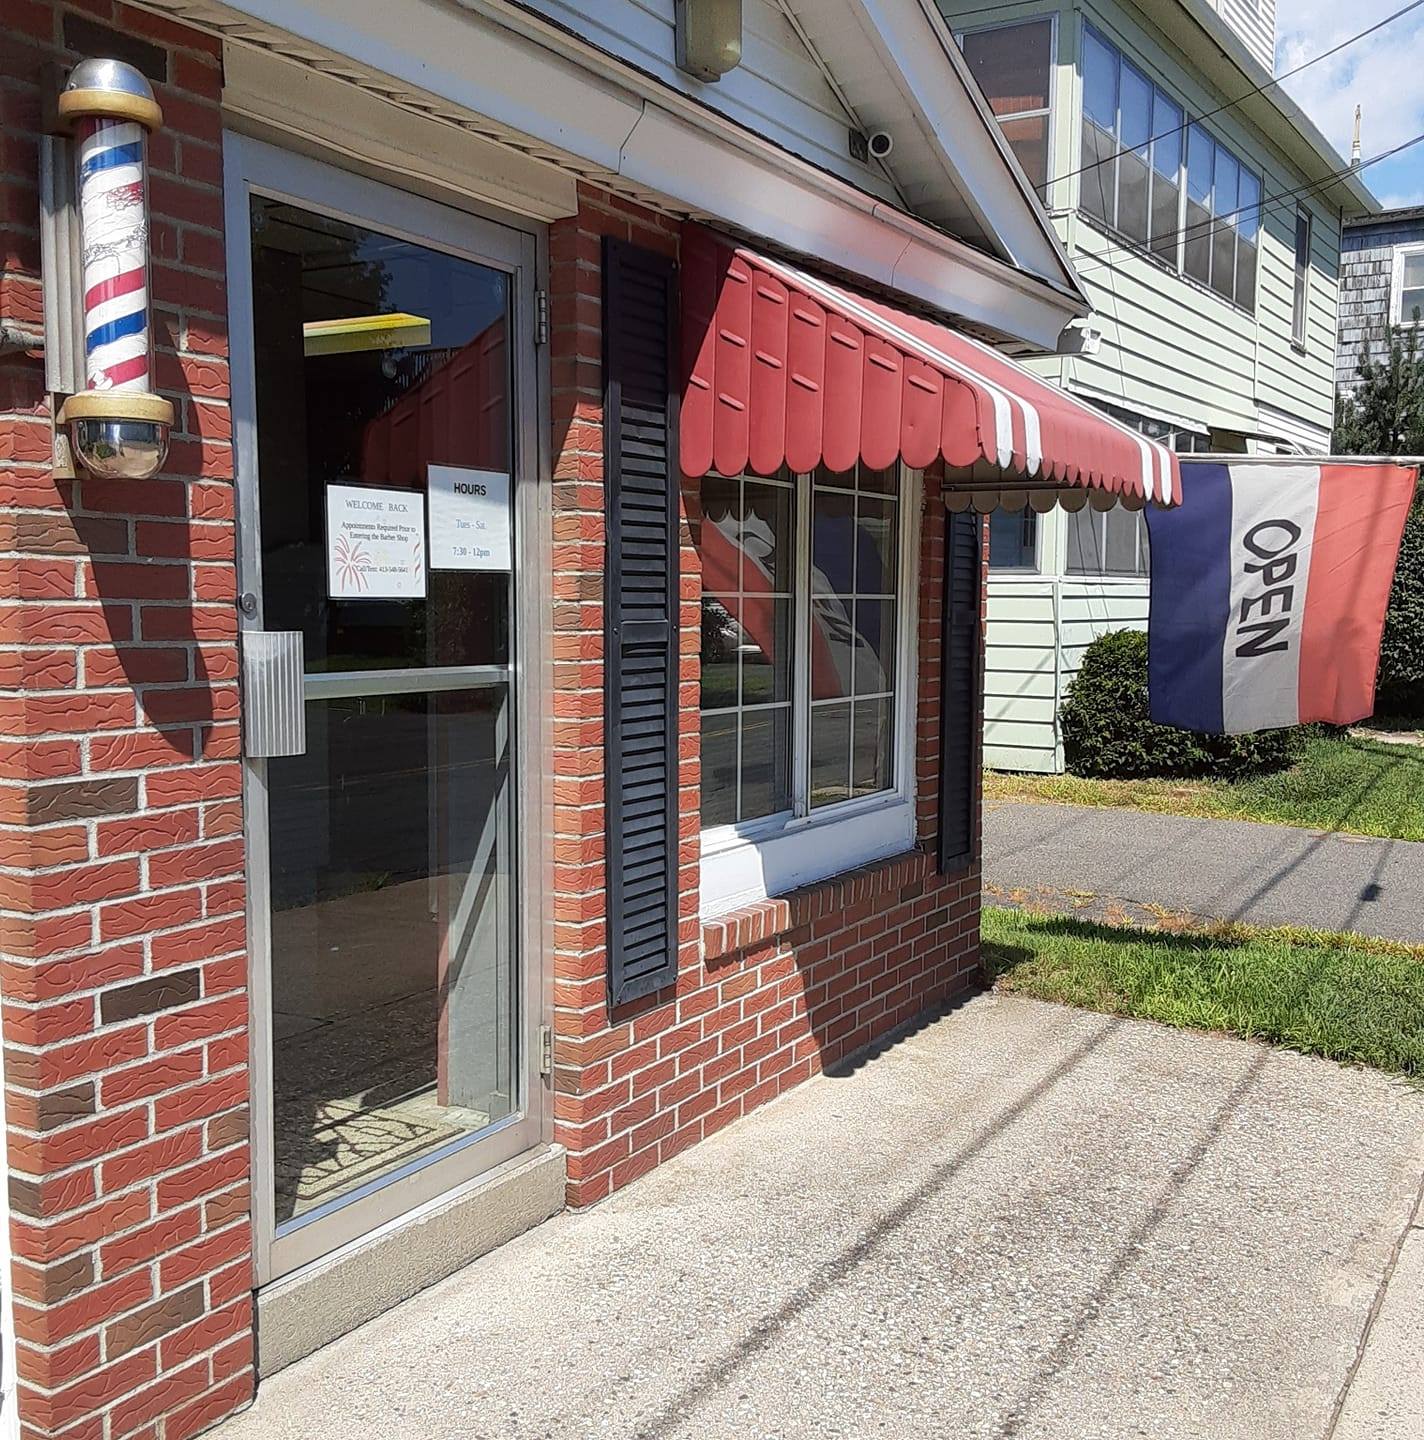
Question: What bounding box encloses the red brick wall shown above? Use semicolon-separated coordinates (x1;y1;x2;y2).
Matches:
547;189;983;1208
1;5;253;1437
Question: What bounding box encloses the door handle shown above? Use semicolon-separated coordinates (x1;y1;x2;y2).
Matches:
242;630;306;758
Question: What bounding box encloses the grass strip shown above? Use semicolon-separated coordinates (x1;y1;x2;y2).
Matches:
983;905;1424;1078
985;733;1424;843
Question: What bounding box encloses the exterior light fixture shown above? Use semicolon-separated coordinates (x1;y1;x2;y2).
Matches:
56;58;173;479
675;0;743;83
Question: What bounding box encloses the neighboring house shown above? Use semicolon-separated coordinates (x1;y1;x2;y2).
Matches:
0;1;1178;1435
1337;206;1424;391
935;0;1379;772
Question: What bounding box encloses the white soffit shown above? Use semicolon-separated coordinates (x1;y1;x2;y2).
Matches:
134;0;1086;349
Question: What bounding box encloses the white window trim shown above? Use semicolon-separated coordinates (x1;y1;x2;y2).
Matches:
1291;207;1312;351
953;15;1059;204
699;468;922;920
1392;243;1424;327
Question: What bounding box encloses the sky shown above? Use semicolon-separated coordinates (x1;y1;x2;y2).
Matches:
1277;0;1424;208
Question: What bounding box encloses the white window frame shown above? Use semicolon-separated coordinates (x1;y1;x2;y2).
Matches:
955;15;1059;204
1392;243;1424;327
1077;20;1261;315
1291;207;1312;350
699;465;922;919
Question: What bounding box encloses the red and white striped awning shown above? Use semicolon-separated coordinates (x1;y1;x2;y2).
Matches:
679;225;1179;509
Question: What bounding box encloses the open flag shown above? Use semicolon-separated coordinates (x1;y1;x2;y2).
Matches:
1145;459;1418;735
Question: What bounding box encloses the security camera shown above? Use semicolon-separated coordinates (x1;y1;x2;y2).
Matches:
867;129;894;160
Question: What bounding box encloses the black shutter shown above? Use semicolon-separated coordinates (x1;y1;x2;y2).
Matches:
938;509;982;873
604;238;681;1006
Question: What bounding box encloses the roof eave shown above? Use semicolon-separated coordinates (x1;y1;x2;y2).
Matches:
1154;0;1381;216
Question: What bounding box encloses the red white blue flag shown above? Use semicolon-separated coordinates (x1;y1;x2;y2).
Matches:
1145;460;1417;734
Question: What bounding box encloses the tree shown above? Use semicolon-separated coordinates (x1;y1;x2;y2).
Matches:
1333;322;1424;716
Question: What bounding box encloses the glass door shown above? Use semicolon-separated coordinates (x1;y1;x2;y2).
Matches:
226;139;544;1280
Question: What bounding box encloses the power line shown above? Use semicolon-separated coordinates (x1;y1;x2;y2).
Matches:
1043;0;1424;188
1072;129;1424;280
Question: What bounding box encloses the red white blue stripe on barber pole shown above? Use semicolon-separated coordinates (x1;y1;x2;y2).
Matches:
76;116;150;392
1146;461;1417;734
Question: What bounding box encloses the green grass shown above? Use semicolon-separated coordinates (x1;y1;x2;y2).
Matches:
986;732;1424;842
983;905;1424;1077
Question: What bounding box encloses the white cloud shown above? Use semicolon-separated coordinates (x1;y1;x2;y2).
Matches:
1276;0;1424;203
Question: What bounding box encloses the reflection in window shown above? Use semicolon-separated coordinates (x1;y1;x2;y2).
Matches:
809;464;899;808
697;463;905;831
959;20;1054;197
699;471;795;827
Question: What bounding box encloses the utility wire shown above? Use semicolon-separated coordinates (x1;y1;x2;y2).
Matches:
1072;129;1424;279
1043;0;1424;188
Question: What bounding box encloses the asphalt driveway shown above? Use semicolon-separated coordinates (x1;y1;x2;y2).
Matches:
985;799;1424;941
215;994;1424;1439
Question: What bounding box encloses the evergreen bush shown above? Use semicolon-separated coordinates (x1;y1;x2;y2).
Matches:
1060;630;1305;779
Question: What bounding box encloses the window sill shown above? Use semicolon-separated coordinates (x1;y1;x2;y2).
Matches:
701;847;933;963
699;793;917;921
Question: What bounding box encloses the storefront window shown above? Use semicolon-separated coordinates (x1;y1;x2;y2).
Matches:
699;470;795;827
698;461;907;833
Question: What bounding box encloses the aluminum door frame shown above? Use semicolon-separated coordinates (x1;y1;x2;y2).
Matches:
223;132;552;1285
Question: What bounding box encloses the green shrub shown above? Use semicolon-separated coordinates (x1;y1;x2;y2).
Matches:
1376;499;1424;717
1060;630;1305;780
1333;323;1424;720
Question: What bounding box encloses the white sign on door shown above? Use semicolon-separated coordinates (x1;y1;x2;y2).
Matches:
326;483;427;600
428;465;511;572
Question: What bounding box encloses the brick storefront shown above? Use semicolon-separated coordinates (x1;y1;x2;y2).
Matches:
0;2;1053;1428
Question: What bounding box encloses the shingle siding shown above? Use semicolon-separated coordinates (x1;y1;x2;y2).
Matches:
1337;213;1424;390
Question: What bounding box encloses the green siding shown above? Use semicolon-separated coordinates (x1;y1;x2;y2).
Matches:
940;0;1340;443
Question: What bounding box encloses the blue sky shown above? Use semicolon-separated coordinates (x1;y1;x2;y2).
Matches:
1278;0;1424;208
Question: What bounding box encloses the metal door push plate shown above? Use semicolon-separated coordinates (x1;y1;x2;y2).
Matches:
242;631;306;758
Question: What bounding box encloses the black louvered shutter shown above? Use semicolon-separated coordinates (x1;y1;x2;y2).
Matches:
604;238;680;1006
938;509;982;873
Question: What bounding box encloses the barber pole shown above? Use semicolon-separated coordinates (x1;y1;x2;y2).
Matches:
76;115;152;392
55;57;173;479
1146;459;1418;734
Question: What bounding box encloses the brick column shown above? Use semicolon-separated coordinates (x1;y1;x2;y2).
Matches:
1;5;254;1437
546;188;697;1207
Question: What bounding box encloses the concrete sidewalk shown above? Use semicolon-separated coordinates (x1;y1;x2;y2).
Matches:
215;995;1424;1440
985;799;1424;941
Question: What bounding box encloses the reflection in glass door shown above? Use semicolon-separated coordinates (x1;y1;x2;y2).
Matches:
230;142;540;1278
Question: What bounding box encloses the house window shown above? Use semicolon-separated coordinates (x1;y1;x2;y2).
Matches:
1393;245;1424;326
698;462;918;914
1291;208;1311;348
1066;505;1149;577
989;507;1038;570
959;19;1054;196
1080;24;1260;311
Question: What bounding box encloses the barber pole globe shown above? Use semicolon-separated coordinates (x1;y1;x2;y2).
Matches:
76;115;152;392
57;58;173;479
